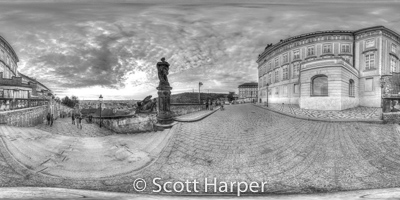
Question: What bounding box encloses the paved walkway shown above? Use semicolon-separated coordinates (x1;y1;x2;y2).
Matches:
174;107;220;122
0;104;399;196
3;187;400;200
0;124;173;179
36;117;115;137
258;103;382;120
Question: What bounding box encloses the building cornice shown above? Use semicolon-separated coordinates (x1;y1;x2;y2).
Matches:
257;26;400;64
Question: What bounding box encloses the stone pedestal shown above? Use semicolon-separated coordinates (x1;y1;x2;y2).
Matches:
157;86;174;124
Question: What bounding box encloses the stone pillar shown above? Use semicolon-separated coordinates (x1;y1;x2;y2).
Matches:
157;86;173;124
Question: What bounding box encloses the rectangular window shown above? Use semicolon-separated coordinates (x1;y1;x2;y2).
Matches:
283;85;288;96
341;44;350;53
392;44;397;53
307;46;315;56
294;84;299;94
275;70;279;83
365;39;375;48
365;78;373;92
323;44;332;54
293;49;300;60
390;56;397;73
293;62;300;78
268;73;272;84
283;66;288;80
365;53;375;70
275;57;279;67
269;62;272;71
283;53;288;63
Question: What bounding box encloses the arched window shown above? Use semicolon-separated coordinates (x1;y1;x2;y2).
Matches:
349;79;355;97
312;75;328;96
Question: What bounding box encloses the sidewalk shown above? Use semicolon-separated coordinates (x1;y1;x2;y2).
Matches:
173;106;220;122
256;103;383;122
35;117;115;137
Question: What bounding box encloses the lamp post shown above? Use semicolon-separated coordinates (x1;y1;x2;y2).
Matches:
99;94;103;128
199;82;203;104
266;83;269;107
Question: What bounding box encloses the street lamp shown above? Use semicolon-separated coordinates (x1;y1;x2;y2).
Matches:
99;94;103;128
199;82;203;104
266;83;269;107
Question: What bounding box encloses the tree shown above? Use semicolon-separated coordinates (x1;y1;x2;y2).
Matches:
227;92;235;102
61;96;79;108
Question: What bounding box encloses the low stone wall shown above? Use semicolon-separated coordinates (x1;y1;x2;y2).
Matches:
170;103;205;117
383;112;400;123
92;113;157;134
0;105;48;127
90;104;205;134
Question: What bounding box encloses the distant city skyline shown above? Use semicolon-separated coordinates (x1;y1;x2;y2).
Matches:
0;0;400;99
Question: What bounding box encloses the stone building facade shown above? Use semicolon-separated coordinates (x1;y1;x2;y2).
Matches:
0;35;52;111
238;82;258;102
257;26;400;110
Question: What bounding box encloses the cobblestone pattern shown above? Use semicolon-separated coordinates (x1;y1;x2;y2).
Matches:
261;103;381;120
0;104;399;195
35;117;115;137
174;109;217;121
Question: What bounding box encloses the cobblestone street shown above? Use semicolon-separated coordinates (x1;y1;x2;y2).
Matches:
35;117;115;137
141;104;399;194
0;104;399;195
259;103;382;120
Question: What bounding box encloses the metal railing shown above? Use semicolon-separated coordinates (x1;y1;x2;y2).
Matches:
0;98;49;111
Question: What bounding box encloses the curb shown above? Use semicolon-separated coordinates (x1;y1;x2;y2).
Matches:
173;107;221;122
253;104;384;124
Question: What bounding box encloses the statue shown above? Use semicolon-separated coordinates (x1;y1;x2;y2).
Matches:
136;95;157;113
156;57;170;88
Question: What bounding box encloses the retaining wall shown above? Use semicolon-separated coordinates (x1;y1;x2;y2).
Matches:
170;103;205;116
0;105;48;127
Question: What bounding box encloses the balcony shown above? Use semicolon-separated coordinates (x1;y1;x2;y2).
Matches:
0;98;49;112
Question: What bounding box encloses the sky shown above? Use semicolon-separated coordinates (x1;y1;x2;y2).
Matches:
0;0;400;100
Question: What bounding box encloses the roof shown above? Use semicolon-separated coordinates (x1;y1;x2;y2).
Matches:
19;73;52;92
239;82;258;87
0;35;19;62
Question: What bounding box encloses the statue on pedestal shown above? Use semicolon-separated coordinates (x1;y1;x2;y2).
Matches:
156;57;173;124
156;57;170;88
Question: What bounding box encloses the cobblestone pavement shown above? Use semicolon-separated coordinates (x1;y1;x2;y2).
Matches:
0;104;399;195
260;103;382;120
174;108;219;121
35;117;115;137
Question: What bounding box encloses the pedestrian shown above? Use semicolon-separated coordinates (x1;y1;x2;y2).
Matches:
50;114;54;127
76;115;79;128
205;100;209;110
72;113;75;125
210;100;213;110
78;115;83;129
46;113;51;125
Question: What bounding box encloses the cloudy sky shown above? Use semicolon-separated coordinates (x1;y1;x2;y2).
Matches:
0;0;400;100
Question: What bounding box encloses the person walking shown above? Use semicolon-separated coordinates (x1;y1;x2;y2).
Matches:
210;100;213;110
76;114;80;128
72;113;75;125
46;113;51;126
78;115;83;129
205;100;209;110
50;114;54;127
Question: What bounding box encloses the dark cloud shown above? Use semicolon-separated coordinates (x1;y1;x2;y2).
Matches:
0;1;399;99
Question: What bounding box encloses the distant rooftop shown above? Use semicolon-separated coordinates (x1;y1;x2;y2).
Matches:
239;82;258;87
